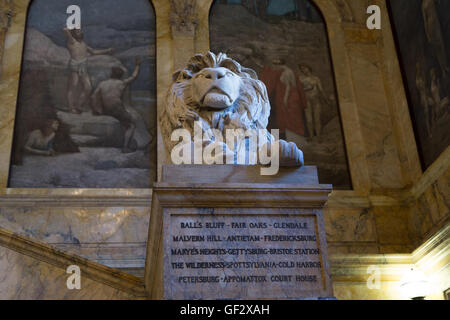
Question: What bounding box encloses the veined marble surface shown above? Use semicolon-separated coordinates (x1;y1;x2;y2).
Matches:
0;207;150;243
0;206;150;272
414;167;449;242
324;207;376;242
0;246;137;299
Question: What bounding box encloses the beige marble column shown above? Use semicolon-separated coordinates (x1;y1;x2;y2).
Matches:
0;0;27;190
0;0;15;76
375;0;423;186
195;0;213;55
169;0;198;70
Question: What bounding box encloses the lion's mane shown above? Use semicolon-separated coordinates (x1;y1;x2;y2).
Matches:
160;52;271;154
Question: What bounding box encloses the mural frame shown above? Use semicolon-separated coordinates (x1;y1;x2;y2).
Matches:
208;0;354;189
0;0;163;198
204;0;366;191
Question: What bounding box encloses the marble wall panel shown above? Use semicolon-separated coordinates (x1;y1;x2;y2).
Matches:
0;206;150;271
373;206;414;251
0;207;149;243
346;43;405;189
0;246;137;299
414;167;450;241
324;207;377;242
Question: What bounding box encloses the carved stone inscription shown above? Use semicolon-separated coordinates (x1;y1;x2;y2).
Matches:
165;213;326;299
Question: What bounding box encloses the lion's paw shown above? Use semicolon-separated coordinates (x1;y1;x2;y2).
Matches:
278;140;304;167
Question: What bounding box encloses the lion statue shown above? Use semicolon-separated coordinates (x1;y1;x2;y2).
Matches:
160;51;304;168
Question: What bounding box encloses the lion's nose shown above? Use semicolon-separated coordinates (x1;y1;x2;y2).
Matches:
203;68;226;80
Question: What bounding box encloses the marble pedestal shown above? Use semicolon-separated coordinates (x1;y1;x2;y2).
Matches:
144;165;333;299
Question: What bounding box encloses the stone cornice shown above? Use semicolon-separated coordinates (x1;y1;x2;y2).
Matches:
154;182;332;208
0;189;153;207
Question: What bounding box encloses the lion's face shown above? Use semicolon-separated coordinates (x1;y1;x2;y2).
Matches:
162;52;271;150
190;67;241;110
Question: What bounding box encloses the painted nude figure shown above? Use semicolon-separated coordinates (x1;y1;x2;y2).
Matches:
24;119;59;156
299;64;327;137
91;57;141;153
63;27;113;114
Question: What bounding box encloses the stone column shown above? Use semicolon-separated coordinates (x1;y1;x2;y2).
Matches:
0;0;15;76
170;0;198;70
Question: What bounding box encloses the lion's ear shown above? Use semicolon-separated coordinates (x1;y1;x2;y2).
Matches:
172;69;193;82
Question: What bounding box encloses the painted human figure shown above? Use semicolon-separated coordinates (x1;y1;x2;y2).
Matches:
298;64;327;137
421;0;448;76
415;62;432;137
24;119;59;156
259;58;307;138
277;62;297;109
91;57;141;153
63;28;113;114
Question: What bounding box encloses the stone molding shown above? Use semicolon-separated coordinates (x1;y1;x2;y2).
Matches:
0;190;153;207
154;183;332;208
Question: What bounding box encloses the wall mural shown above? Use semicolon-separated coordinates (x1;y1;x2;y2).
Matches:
389;0;449;169
210;0;352;189
8;0;156;188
